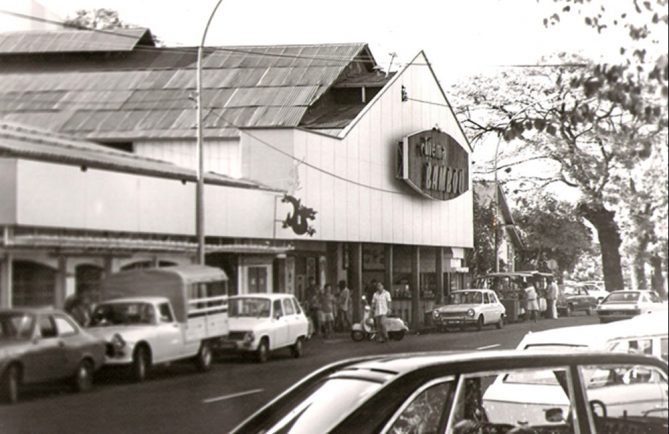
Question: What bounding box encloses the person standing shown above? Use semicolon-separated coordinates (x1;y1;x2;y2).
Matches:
371;282;392;343
308;283;322;337
336;280;351;331
319;284;336;339
524;279;539;323
546;277;559;319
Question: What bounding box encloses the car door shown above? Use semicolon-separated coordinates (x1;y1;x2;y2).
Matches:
152;302;184;362
271;299;290;349
281;298;299;345
482;292;493;324
22;314;67;383
53;314;84;375
291;297;310;337
489;292;504;321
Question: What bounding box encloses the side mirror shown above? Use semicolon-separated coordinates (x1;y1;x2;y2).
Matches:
545;407;565;423
274;312;282;320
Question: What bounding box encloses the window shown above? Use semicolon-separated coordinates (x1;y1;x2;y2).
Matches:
273;300;283;318
661;337;668;361
387;379;453;434
283;298;295;315
448;367;576;433
489;293;498;303
580;364;667;432
484;293;490;304
291;298;303;314
158;303;174;322
53;316;77;336
38;316;57;338
647;292;661;303
608;339;653;356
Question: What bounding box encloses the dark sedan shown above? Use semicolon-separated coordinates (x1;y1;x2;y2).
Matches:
232;350;668;434
0;308;106;404
557;286;599;316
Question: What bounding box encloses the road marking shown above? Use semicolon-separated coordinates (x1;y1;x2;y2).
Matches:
477;344;501;350
203;388;264;404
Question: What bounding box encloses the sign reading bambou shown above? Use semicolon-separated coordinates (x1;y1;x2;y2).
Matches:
396;129;469;200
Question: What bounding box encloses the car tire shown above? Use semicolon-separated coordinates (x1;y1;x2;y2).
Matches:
194;342;212;372
1;364;20;404
586;307;593;316
565;305;572;317
73;359;94;393
290;337;303;358
132;345;150;382
389;330;405;341
256;339;269;363
496;315;504;329
351;330;365;342
476;315;484;331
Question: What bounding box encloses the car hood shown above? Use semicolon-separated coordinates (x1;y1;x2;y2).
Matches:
434;304;480;313
86;325;156;342
228;317;271;331
597;303;637;310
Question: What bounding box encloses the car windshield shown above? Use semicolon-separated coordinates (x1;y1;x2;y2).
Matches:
229;298;271;318
0;312;34;340
450;292;483;305
90;303;156;326
604;292;640;304
254;377;381;434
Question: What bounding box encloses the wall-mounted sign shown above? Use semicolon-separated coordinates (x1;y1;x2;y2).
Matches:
282;194;317;236
396;129;469;200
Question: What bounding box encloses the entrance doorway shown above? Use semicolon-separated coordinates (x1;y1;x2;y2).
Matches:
248;266;268;293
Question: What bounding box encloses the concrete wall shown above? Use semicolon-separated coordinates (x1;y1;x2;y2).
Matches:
0;159;17;224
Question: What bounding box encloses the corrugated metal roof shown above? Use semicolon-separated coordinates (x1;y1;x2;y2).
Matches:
0;28;154;54
0;122;279;191
0;38;371;140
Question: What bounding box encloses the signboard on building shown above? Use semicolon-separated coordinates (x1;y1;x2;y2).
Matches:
397;129;469;200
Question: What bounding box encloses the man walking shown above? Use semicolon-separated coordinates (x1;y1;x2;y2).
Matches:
371;282;392;343
336;280;351;331
546;277;559;319
319;284;336;339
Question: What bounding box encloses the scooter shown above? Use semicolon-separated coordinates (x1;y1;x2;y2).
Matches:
351;296;409;341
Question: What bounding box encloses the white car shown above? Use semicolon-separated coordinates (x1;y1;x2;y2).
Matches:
222;294;309;363
429;289;505;331
596;290;666;323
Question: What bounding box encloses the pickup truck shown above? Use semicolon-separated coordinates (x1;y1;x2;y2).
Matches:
87;265;228;381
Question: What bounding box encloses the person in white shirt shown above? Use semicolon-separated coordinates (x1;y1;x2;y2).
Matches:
371;282;392;343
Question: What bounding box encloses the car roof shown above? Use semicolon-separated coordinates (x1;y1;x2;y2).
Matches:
229;293;295;300
0;306;64;315
519;314;668;348
97;296;169;304
330;349;665;378
451;289;493;293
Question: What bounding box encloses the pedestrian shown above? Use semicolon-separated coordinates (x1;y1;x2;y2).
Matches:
308;282;322;337
371;281;392;343
546;277;559;319
65;289;93;327
319;284;336;339
336;280;351;331
524;279;539;323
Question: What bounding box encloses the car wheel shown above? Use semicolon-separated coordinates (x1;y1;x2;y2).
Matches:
389;330;405;341
1;364;20;404
194;342;212;372
290;337;303;358
496;315;504;329
73;359;94;393
351;330;365;341
256;339;269;363
132;346;150;382
476;315;484;331
586;306;593;316
565;305;572;317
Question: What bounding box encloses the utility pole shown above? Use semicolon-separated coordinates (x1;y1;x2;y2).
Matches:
195;0;225;265
493;138;501;272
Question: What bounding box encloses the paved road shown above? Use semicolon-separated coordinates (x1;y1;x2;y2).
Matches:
0;315;597;433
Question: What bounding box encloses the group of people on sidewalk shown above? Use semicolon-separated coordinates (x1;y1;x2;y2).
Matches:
303;278;352;339
521;276;559;322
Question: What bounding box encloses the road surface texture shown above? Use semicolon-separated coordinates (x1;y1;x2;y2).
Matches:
1;315;597;433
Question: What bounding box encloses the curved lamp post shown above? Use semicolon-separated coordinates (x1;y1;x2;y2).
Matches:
196;0;225;265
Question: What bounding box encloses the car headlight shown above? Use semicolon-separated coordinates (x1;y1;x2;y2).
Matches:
111;333;126;351
467;309;475;317
432;311;440;318
243;331;255;343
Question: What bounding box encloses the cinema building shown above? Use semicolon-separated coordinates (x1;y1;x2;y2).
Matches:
0;29;473;327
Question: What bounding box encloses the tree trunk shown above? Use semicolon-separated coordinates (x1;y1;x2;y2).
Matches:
578;203;624;292
650;255;667;298
633;235;650;289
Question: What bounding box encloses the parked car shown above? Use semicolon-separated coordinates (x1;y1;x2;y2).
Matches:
87;265;229;381
557;285;599;316
0;308;106;404
230;350;668;434
220;294;309;363
596;289;666;323
577;282;609;303
429;289;505;331
516;309;668;360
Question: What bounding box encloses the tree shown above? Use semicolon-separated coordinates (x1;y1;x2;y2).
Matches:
64;9;130;30
467;188;501;276
512;192;595;278
452;53;667;292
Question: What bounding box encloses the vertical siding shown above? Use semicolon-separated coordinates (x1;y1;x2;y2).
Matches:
241;52;473;248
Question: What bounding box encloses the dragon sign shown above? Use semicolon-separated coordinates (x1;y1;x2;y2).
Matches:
281;195;317;236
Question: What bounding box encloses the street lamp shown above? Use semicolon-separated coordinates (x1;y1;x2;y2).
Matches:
196;0;225;265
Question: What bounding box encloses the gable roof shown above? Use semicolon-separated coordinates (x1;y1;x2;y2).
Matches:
0;121;277;191
0;33;374;140
0;28;155;53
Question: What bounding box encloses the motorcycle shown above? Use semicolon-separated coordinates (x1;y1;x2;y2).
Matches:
351;296;409;341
